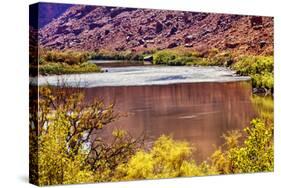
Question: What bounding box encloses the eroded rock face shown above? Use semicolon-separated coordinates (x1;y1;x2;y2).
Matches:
169;26;178;36
225;42;239;49
167;42;179;49
155;21;164;33
250;16;263;27
38;4;273;55
30;3;72;28
184;43;193;48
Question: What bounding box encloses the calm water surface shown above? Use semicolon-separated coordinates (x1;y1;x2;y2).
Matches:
74;81;256;162
36;64;257;162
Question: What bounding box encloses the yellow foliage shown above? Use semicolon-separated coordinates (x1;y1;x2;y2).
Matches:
37;116;94;185
114;136;216;180
210;119;273;174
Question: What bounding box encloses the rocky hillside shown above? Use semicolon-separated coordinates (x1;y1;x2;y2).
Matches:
39;5;273;55
30;3;72;28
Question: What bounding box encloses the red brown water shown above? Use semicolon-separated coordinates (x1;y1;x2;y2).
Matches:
65;81;256;162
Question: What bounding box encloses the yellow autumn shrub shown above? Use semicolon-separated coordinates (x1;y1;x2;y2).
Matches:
114;135;216;181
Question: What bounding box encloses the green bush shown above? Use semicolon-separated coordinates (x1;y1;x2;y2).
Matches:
153;50;178;65
208;51;233;66
152;49;234;66
233;56;273;75
233;56;274;90
37;50;102;75
89;50;144;61
39;62;101;75
43;50;90;65
153;50;203;65
252;72;274;90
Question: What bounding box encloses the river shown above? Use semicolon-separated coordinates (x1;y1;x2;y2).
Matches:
33;62;258;162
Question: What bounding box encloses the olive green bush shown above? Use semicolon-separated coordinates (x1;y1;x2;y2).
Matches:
233;56;274;91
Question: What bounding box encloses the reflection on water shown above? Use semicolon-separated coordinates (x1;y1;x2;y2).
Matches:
61;80;256;162
251;95;274;121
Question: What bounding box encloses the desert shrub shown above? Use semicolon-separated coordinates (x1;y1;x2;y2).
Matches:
251;72;274;90
233;56;273;75
207;48;220;58
29;87;142;185
89;50;144;61
39;62;101;75
37;114;95;185
153;50;203;65
42;50;90;65
114;135;216;180
210;148;231;174
210;119;273;174
227;119;273;173
153;50;178;65
151;48;233;66
207;51;233;66
36;50;101;75
210;130;242;174
233;56;273;91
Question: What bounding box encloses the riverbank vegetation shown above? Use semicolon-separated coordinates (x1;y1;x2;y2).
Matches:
30;87;143;185
36;49;274;93
36;49;149;75
39;62;101;75
76;47;274;93
37;50;101;75
88;49;145;61
151;48;273;93
30;87;273;186
233;56;274;94
152;48;231;66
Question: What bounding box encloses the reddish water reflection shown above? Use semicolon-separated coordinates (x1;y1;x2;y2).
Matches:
62;81;256;162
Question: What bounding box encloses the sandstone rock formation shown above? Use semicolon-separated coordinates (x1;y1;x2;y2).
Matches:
38;5;273;55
